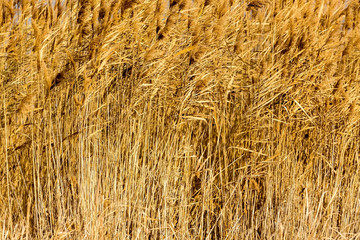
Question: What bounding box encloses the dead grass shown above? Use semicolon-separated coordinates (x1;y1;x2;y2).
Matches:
1;0;360;239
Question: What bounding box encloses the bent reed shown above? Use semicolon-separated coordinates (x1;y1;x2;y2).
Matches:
1;0;360;239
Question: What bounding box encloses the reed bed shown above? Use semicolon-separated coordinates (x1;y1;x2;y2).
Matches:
1;0;360;239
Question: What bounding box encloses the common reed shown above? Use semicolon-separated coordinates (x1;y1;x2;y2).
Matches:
1;0;360;239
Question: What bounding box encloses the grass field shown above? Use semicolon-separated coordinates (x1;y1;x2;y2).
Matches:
1;0;360;239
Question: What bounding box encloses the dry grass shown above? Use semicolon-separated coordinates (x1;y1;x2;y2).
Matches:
1;0;360;239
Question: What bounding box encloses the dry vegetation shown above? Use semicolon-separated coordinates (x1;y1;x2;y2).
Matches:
1;0;360;239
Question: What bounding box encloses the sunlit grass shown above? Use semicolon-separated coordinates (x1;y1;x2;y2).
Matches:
1;0;360;239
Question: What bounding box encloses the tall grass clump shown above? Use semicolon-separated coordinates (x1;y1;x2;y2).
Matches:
1;0;360;239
